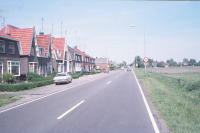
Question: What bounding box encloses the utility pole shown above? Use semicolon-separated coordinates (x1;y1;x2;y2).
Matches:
61;21;62;37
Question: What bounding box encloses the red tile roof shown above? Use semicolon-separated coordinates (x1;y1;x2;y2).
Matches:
0;31;18;40
2;25;34;55
52;38;65;60
36;34;50;57
73;47;95;60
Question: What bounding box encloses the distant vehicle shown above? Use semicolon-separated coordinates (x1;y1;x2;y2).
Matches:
53;73;72;85
103;69;109;73
121;66;124;71
127;67;132;71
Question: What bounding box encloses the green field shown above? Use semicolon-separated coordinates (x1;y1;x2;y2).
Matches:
147;66;200;74
134;68;200;133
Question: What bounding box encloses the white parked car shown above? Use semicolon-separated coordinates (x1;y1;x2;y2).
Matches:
53;73;72;85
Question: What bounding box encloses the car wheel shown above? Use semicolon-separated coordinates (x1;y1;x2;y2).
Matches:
70;78;72;83
55;83;57;85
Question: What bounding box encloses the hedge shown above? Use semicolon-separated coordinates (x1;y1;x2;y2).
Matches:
0;80;54;92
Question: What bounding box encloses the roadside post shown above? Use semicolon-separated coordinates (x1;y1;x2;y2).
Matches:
143;57;149;77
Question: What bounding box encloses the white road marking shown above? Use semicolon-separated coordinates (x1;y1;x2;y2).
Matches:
0;71;119;114
132;70;160;133
57;100;85;120
107;81;111;84
117;76;118;77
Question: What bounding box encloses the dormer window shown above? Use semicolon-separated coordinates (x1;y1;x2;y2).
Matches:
0;40;5;53
9;42;15;54
31;47;34;56
57;49;61;58
39;47;45;55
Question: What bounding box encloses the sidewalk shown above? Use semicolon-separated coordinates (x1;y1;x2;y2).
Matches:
0;71;118;112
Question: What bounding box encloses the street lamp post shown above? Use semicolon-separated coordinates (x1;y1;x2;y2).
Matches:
130;25;146;76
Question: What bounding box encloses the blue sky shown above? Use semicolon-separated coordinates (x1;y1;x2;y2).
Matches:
0;0;200;64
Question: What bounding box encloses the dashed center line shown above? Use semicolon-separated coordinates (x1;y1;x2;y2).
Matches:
117;76;119;77
107;81;111;84
57;100;85;120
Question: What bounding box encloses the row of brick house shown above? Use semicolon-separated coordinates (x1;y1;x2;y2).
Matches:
0;24;95;82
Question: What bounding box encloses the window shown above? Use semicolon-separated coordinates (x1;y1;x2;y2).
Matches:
39;47;45;55
58;63;64;72
75;55;78;61
78;56;80;61
47;63;51;74
57;50;61;58
29;62;38;74
31;47;34;56
0;40;5;53
9;42;15;54
7;61;20;76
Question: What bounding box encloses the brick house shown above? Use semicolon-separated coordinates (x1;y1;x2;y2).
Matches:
95;57;109;70
36;32;53;77
52;37;67;72
2;25;39;79
73;46;95;72
0;31;22;82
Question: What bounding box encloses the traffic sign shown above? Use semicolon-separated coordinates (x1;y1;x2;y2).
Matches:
144;62;147;65
143;57;149;63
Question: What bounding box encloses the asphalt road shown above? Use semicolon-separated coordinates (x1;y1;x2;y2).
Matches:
0;70;159;133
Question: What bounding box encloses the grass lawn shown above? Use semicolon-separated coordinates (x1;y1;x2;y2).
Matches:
134;68;200;133
0;94;22;107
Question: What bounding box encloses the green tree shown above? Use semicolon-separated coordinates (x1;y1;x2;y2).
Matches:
2;72;16;84
183;58;188;63
134;56;144;68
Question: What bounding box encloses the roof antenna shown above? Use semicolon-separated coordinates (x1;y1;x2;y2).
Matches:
40;17;44;32
74;31;78;47
52;24;53;37
61;21;62;37
79;37;80;49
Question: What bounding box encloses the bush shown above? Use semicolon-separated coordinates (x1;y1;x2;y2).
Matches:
52;71;59;78
184;80;200;92
71;75;79;79
27;72;44;78
2;72;16;84
27;75;33;81
0;79;54;92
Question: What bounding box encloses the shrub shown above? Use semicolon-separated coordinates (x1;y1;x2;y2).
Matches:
27;72;44;78
71;75;79;79
27;75;33;81
184;80;200;92
52;71;59;78
2;72;16;84
0;79;54;92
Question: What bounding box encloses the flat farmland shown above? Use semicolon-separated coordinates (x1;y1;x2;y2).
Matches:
147;66;200;74
146;66;200;82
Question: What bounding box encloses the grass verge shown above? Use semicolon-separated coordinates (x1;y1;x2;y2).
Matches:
134;68;200;133
0;94;22;107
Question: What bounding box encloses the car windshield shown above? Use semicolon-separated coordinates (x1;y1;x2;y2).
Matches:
56;74;66;76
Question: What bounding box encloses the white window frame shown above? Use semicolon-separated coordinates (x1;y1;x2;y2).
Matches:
0;40;5;53
9;42;15;54
39;47;45;55
58;63;64;72
7;61;20;76
29;62;38;74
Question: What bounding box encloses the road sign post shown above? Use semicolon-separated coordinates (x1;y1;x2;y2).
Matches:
143;57;149;77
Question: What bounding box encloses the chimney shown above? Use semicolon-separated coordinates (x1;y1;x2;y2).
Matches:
83;51;85;53
74;46;77;49
39;32;44;35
